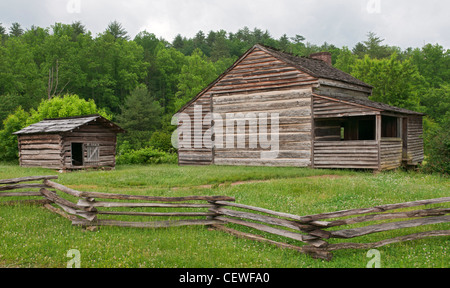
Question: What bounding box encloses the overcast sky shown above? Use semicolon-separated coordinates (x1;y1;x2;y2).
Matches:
1;0;449;49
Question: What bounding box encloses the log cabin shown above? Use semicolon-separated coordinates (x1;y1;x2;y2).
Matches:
13;115;125;171
175;44;424;171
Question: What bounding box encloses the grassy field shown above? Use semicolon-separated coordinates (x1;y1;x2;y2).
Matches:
0;163;448;268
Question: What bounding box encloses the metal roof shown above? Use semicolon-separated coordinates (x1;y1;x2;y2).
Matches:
13;115;125;135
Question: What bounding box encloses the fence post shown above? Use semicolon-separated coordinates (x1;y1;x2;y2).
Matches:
207;201;221;229
78;197;98;231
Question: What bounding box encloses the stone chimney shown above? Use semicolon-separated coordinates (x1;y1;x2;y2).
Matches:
309;52;332;65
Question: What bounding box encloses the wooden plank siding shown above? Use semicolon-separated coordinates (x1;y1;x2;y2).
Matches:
18;134;63;169
313;79;372;100
209;49;319;96
405;116;424;165
313;95;379;119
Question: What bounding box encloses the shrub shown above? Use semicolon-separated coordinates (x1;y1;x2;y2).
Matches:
148;131;175;153
0;107;29;161
27;94;111;125
422;117;450;175
421;124;450;175
116;146;177;165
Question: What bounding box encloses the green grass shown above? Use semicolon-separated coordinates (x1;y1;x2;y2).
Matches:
0;163;448;268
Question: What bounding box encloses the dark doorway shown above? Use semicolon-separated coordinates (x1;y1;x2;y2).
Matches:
71;143;83;166
358;119;375;140
382;116;398;138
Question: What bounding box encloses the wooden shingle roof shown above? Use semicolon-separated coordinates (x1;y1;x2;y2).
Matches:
13;115;125;135
257;44;373;89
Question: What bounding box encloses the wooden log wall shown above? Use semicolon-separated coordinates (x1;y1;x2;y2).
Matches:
380;138;403;170
313;140;379;169
177;94;213;166
406;116;424;165
178;47;319;167
18;134;64;169
61;122;117;169
213;89;313;167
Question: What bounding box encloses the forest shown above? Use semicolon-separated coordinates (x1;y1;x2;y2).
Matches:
0;21;448;174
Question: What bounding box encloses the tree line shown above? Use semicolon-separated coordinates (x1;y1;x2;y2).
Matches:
0;21;448;173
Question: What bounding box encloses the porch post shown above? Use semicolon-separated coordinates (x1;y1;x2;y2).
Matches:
376;114;382;171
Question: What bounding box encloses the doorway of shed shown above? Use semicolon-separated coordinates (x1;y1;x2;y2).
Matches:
71;143;84;166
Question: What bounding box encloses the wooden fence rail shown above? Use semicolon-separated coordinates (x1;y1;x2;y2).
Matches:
210;198;450;260
1;175;449;261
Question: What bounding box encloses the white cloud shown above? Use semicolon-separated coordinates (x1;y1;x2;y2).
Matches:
0;0;448;48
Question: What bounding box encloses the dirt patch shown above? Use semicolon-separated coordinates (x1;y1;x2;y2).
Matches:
67;175;345;192
172;175;344;190
306;175;344;179
171;179;270;191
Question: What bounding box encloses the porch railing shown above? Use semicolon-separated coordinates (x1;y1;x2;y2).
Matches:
313;140;379;169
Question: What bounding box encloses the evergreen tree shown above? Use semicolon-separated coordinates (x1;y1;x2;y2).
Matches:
9;22;23;37
106;20;129;40
117;84;163;148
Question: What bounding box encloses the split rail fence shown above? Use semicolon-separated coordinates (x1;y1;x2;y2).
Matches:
1;175;449;261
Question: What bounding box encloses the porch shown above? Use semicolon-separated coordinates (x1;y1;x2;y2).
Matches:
313;115;404;171
312;94;424;171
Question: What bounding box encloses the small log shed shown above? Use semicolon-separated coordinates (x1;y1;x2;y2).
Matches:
13;115;125;171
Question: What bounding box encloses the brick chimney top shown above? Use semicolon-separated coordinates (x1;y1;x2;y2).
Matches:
309;52;332;66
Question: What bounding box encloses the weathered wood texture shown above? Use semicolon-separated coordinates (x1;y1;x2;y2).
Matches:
405;116;424;165
16;116;122;170
177;45;423;170
313;95;378;119
177;95;213;166
0;175;58;185
213;89;312;167
38;180;237;230
18;134;63;169
178;47;318;167
313;140;379;169
380;138;403;170
72;219;223;229
314;119;341;141
61;122;117;169
313;79;372;100
210;48;319;96
213;196;450;260
0;176;55;201
1;175;448;261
